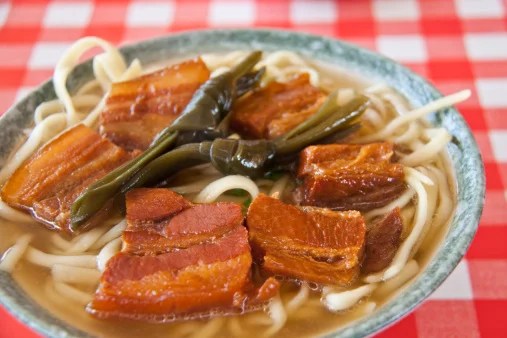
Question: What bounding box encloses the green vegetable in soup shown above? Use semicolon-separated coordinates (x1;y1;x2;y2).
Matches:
124;94;369;191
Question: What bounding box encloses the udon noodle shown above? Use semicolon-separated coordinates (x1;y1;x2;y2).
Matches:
0;37;469;337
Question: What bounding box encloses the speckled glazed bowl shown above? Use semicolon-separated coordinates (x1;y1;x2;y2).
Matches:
0;29;484;338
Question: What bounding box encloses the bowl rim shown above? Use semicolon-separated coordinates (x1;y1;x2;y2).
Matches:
0;28;485;338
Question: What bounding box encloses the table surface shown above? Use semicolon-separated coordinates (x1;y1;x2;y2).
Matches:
0;0;506;337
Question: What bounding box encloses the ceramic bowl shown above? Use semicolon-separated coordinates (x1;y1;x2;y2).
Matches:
0;29;485;338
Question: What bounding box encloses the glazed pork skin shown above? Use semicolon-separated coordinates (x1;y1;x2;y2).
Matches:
230;73;325;139
247;194;366;286
89;188;279;321
296;142;406;211
100;58;210;150
0;124;135;234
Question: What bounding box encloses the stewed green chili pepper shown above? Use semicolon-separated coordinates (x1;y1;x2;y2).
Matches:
70;51;263;230
274;95;367;155
124;94;369;192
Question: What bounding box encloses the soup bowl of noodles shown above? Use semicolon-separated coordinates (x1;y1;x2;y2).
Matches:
0;29;484;338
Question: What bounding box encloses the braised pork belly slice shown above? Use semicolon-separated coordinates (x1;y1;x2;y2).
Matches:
247;194;366;286
230;73;325;139
122;188;244;255
0;124;135;234
362;207;403;273
296;142;406;211
88;188;279;321
100;58;210;151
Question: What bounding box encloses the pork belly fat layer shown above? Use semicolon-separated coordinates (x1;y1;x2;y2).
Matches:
362;207;403;273
230;73;325;139
100;58;210;150
247;193;366;286
89;188;279;321
296;142;406;211
0;124;134;233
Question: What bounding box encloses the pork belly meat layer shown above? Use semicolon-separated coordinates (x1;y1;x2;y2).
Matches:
89;188;279;321
0;124;135;233
247;194;366;286
362;207;403;273
230;73;325;139
296;142;406;211
100;58;210;150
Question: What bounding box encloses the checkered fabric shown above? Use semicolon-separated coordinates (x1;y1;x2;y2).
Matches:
0;0;506;337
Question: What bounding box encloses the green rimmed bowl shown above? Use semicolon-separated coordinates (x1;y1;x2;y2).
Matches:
0;29;485;338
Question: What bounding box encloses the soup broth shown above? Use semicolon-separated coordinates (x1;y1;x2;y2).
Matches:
0;46;459;338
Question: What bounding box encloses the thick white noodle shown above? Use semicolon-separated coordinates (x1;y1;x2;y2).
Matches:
90;219;126;250
383;92;410;115
366;93;388;116
259;51;320;87
286;283;310;314
400;206;416;239
81;60;141;128
75;79;101;96
0;234;33;272
33;95;101;125
393;122;420;144
25;247;96;268
81;96;107;127
269;175;290;199
53;37;126;125
358;90;471;142
407;167;434;186
322;284;377;312
34;100;65;124
97;237;122;272
363;108;385;128
364;168;432;283
264;295;287;337
50;233;73;251
168;176;223;195
0;113;66;183
66;226;109;254
374;260;419;297
365;188;415;219
0;200;36;223
412;167;438;253
400;129;452;166
337;88;356;106
53;282;92;305
194;175;259;203
427;165;453;229
201;51;249;71
51;264;100;286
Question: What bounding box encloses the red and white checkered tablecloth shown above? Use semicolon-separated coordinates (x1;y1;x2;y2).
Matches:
0;0;506;337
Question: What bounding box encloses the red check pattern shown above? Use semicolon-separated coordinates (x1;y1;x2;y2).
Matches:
0;0;506;337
